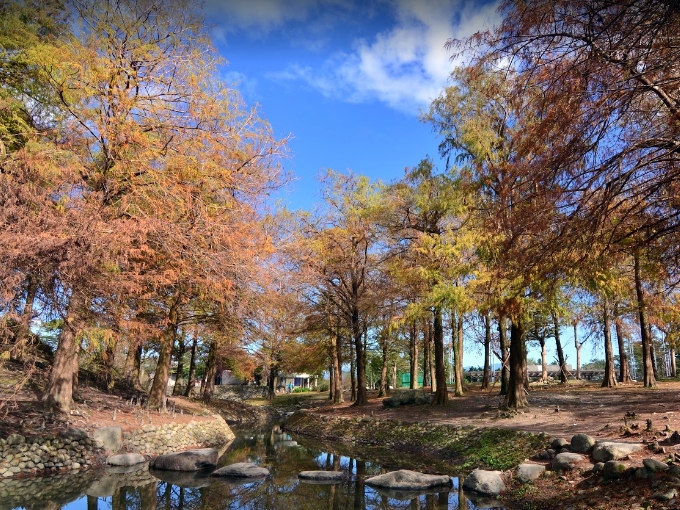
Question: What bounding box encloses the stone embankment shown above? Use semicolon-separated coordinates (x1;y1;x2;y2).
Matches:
0;414;234;479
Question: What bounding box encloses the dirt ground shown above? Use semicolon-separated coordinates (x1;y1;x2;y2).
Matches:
318;381;680;441
0;361;217;439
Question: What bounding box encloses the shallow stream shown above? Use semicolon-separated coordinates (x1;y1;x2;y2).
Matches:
1;427;504;509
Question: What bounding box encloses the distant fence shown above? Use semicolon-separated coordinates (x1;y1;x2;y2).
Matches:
465;369;605;382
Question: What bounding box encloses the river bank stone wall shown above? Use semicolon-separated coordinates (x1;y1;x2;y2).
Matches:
124;415;235;455
213;385;268;401
0;414;234;479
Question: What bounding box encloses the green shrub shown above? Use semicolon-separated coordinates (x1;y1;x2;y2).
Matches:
293;387;311;393
316;380;329;392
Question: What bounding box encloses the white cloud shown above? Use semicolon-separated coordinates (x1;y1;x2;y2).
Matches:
204;0;352;41
269;0;502;114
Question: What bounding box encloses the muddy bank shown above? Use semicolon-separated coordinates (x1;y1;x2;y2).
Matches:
283;411;547;473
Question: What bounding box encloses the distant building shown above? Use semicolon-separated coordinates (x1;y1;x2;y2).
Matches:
276;373;317;392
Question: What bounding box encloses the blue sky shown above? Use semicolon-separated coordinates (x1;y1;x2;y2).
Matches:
200;0;502;210
196;0;605;367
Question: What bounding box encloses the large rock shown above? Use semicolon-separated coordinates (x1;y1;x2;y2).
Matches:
62;428;88;441
212;462;270;478
365;470;451;490
462;469;505;497
93;426;123;452
107;453;146;466
6;434;25;445
552;452;587;471
383;389;433;407
602;460;627;480
643;458;669;473
298;471;345;481
592;442;642;462
150;448;218;471
516;464;545;483
571;434;596;453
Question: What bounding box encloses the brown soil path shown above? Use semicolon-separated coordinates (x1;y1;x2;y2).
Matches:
314;381;680;441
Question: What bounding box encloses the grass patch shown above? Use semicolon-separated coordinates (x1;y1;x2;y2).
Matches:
246;391;327;409
456;428;546;471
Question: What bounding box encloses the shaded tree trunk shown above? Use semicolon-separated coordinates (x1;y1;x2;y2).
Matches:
11;274;39;361
351;299;367;405
482;312;491;389
123;341;144;391
350;340;357;402
499;313;510;395
539;334;547;383
183;332;198;397
503;315;528;409
268;360;278;400
634;249;656;387
148;295;181;410
574;322;582;380
602;295;617;388
432;307;448;405
42;292;84;413
331;327;343;404
552;311;567;383
409;322;418;389
423;318;431;388
172;334;186;396
202;341;217;403
378;339;389;397
614;303;631;383
452;310;464;396
649;323;659;380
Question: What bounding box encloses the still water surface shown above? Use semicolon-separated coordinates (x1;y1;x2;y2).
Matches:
2;427;503;509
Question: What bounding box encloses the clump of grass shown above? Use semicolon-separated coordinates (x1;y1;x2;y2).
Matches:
455;429;546;471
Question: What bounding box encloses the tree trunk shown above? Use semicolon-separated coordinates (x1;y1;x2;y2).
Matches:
409;322;418;389
378;340;389;397
613;303;631;383
499;313;510;395
331;328;343;404
351;302;367;406
123;340;144;390
574;321;583;380
267;360;277;400
552;312;567;383
42;292;84;413
504;315;528;409
172;334;186;396
147;295;181;410
11;274;39;360
183;332;198;397
432;307;448;405
482;312;491;390
670;344;677;378
350;340;357;402
452;311;464;396
649;322;659;380
540;335;547;383
202;341;217;403
602;295;617;388
634;249;656;387
423;318;431;388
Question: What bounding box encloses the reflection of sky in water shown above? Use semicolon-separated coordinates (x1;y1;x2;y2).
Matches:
9;430;500;510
